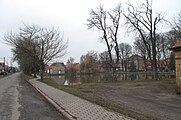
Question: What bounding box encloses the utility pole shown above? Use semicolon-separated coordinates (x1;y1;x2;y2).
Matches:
3;57;6;74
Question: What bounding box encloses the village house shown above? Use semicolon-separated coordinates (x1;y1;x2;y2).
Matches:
171;39;181;93
128;54;145;71
0;62;14;75
48;62;66;75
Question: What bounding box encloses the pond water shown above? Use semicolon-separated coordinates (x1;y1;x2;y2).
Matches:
48;72;175;86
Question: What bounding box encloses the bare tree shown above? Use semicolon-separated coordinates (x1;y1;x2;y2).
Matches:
172;11;181;39
68;57;75;64
87;4;122;67
87;5;112;64
134;37;148;71
123;0;164;79
108;4;122;63
37;26;68;80
119;43;132;71
99;51;111;71
80;51;98;73
80;55;86;73
4;24;68;80
156;33;172;71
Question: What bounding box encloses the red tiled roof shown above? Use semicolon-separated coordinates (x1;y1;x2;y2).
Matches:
49;62;66;69
172;39;181;49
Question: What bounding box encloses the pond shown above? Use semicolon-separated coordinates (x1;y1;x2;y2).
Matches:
48;72;175;86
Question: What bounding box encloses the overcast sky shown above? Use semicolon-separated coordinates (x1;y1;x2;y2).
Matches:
0;0;180;65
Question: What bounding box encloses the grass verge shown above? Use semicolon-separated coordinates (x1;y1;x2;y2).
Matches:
20;73;34;80
42;78;153;120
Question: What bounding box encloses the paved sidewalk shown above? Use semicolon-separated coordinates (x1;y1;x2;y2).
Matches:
28;78;135;120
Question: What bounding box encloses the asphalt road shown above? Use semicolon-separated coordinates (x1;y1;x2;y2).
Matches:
0;73;67;120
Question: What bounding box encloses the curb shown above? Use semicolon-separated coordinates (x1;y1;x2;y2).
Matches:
26;78;76;120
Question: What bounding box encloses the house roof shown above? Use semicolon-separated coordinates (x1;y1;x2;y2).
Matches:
128;54;143;60
49;62;66;69
171;39;181;50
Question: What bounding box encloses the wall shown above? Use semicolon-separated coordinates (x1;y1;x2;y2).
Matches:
175;51;181;89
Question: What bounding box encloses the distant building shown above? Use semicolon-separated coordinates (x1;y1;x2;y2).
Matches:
128;54;145;71
127;54;170;72
49;62;66;75
171;39;181;93
0;63;3;70
0;62;5;74
0;63;12;75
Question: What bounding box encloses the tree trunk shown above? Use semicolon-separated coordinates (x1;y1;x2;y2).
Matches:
143;56;148;71
153;24;158;80
103;32;113;65
40;61;44;80
115;45;120;64
152;45;158;80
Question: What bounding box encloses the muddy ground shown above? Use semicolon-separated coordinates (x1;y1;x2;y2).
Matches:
67;79;181;120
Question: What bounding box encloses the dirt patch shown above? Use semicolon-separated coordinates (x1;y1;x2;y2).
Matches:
67;80;181;120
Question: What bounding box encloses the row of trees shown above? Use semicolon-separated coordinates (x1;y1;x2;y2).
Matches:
4;0;181;80
80;36;174;74
4;24;68;80
87;0;181;79
80;42;132;73
133;9;181;72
